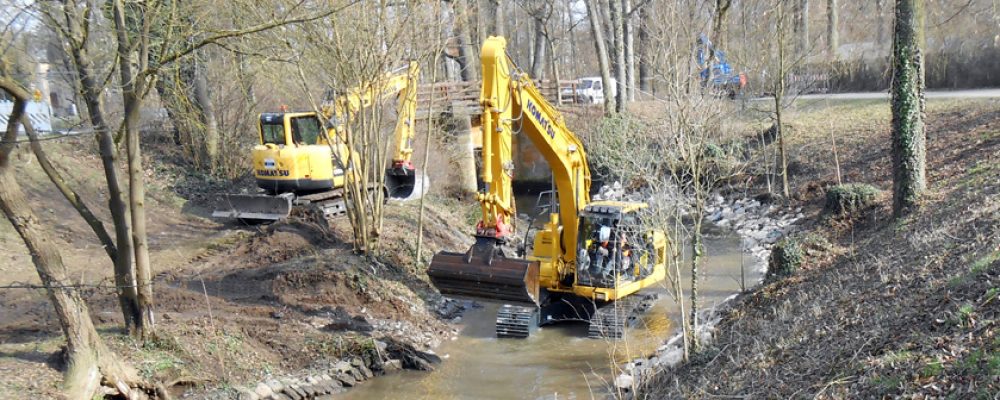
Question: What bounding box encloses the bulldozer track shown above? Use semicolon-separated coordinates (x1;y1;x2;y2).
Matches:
496;305;538;338
587;293;658;339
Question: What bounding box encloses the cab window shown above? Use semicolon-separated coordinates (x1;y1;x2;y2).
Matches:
260;120;285;145
291;116;322;145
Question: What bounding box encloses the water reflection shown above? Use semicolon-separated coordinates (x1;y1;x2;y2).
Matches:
342;228;759;400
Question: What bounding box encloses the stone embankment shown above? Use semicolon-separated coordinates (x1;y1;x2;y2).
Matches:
230;299;466;400
614;194;803;393
232;338;443;400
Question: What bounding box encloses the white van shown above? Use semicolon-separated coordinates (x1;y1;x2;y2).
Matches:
571;76;617;104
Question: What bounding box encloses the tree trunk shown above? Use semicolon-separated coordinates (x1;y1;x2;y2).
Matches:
890;0;926;217
113;0;155;339
623;0;635;101
876;0;887;47
24;112;117;261
827;0;839;56
192;53;220;171
777;2;790;198
584;0;616;116
712;0;733;51
566;4;578;79
0;79;142;400
796;0;810;53
638;5;651;92
690;216;703;351
609;0;625;112
494;0;505;37
454;0;479;82
58;0;141;332
531;18;546;79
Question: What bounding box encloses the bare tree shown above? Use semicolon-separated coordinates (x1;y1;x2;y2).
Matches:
891;0;926;216
637;4;652;92
712;0;733;50
111;0;157;339
609;0;626;112
0;76;146;400
826;0;839;56
796;0;811;53
584;0;616;115
40;0;142;333
38;0;347;338
775;1;791;198
623;0;636;101
452;0;480;81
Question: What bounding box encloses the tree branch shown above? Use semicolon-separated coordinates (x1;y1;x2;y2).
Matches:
150;1;360;72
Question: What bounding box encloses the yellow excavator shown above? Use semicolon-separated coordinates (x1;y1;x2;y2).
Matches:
427;37;668;339
213;62;421;221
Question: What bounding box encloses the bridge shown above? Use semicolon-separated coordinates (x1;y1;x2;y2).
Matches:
415;79;584;118
415;79;588;185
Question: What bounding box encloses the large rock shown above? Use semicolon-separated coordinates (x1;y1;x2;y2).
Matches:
615;373;635;390
332;360;353;374
266;380;284;394
336;372;357;387
253;382;273;399
383;359;403;372
236;389;259;400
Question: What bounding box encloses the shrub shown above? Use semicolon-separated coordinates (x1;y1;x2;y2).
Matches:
824;183;880;216
766;237;803;283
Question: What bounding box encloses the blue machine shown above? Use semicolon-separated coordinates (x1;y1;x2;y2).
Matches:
696;34;747;97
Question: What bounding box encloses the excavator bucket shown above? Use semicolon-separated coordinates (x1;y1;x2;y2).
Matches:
385;166;418;200
211;193;293;221
427;238;540;306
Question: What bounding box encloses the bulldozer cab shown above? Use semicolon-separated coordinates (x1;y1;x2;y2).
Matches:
576;204;655;289
259;113;325;147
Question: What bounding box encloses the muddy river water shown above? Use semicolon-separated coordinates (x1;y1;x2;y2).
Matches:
343;227;758;400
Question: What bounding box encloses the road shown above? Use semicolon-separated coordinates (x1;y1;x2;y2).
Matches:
755;88;1000;101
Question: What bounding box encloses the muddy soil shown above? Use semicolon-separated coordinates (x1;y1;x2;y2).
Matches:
0;125;475;398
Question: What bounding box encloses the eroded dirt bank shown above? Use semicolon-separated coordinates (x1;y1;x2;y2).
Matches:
0;128;476;399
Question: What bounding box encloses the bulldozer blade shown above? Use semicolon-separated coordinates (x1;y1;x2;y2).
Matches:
427;239;540;306
385;167;417;200
212;193;293;221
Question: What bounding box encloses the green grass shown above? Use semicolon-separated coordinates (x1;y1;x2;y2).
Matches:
872;374;903;392
920;360;944;378
881;350;914;365
972;250;1000;271
950;249;1000;286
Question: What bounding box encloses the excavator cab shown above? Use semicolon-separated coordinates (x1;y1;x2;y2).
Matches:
576;204;656;289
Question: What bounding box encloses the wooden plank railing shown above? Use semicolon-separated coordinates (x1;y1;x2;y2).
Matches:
415;79;583;118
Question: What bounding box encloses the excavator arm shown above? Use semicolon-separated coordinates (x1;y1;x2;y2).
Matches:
385;62;421;198
428;36;591;306
320;61;423;198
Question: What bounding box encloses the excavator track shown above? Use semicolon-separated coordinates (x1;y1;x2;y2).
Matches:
495;305;538;338
587;293;658;339
295;190;347;219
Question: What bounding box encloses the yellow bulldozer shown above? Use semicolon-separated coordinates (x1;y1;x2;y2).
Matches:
427;37;668;339
213;62;422;221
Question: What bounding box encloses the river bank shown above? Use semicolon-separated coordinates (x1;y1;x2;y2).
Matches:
613;193;804;393
636;98;1000;398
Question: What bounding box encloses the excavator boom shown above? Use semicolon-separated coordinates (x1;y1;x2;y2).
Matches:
383;62;422;199
428;36;590;306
